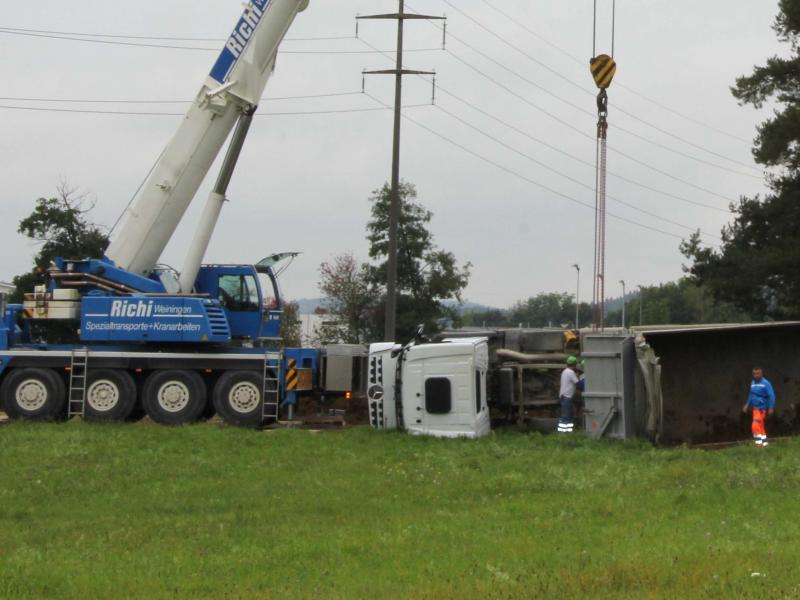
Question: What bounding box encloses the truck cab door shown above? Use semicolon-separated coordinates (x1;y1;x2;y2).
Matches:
216;272;263;341
255;253;299;343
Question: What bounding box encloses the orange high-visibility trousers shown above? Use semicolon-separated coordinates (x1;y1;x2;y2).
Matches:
752;408;768;447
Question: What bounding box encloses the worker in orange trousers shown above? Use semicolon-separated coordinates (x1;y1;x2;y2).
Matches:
742;366;776;448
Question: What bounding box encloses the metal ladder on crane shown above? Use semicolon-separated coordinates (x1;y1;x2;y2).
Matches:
261;351;282;424
68;348;90;418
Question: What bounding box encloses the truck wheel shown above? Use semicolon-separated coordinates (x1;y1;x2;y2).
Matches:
1;368;66;421
142;370;206;425
84;369;137;422
212;371;267;428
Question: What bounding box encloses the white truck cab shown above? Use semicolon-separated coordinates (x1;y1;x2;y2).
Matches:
368;337;491;439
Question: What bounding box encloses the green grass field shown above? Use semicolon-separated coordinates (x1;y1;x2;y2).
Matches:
1;422;799;599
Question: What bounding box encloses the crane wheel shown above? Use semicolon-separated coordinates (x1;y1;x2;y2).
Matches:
84;369;137;422
212;371;266;428
141;370;207;425
1;368;66;421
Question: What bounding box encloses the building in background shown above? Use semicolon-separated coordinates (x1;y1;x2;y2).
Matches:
0;282;13;295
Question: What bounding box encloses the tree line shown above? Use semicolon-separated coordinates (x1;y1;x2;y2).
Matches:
461;279;749;330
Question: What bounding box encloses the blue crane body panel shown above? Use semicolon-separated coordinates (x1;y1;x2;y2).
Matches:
80;296;231;343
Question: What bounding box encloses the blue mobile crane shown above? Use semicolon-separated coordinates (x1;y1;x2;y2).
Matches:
0;0;322;427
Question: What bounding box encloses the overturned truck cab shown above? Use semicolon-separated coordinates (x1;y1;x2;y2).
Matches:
367;337;491;439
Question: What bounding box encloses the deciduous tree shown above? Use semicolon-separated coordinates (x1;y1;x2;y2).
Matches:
11;183;108;303
316;252;378;344
366;181;471;341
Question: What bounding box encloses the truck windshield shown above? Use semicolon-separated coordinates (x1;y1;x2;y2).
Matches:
218;275;260;311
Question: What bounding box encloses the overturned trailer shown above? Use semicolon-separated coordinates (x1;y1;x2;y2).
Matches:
583;322;800;444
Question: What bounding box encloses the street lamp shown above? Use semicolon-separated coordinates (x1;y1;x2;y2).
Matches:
637;284;644;326
619;280;626;329
572;264;580;329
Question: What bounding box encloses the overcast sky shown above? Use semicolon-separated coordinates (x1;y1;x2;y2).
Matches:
0;1;784;308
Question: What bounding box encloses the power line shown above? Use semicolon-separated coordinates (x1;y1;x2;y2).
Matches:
477;0;752;144
433;84;731;214
0;29;440;54
439;0;761;174
403;114;695;241
0;26;356;43
0;90;364;105
441;49;740;203
0;102;431;117
359;40;721;241
437;29;761;180
358;36;734;212
363;92;708;243
433;103;720;240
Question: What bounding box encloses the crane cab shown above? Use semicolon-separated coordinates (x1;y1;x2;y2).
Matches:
193;253;297;344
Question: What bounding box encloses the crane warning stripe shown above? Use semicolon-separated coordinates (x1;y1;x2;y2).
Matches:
286;359;298;391
590;54;616;90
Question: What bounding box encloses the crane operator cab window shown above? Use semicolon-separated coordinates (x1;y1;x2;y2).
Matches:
217;274;260;312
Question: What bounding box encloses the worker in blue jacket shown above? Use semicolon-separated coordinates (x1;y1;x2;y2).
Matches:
742;366;776;447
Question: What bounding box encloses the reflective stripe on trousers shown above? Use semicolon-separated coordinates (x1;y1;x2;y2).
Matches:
558;395;574;433
752;409;768;446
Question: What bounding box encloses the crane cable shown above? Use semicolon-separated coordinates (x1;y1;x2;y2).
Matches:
590;0;617;332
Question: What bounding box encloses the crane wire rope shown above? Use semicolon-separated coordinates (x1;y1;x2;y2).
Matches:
109;147;166;236
590;0;616;331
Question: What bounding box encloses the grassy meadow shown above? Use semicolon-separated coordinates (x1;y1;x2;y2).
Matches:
1;422;799;599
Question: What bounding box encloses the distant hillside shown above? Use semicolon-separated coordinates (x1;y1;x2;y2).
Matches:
291;297;501;315
293;298;326;314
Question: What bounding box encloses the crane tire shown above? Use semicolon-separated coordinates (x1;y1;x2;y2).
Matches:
1;368;66;421
142;370;206;426
84;369;137;422
212;370;267;428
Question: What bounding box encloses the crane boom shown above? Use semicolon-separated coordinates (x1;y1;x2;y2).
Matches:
106;0;309;279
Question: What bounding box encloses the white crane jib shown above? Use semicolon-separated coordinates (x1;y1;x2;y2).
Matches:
106;0;310;291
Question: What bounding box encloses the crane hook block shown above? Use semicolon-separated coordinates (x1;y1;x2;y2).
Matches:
590;54;617;90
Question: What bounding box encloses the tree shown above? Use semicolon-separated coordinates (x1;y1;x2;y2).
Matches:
510;292;571;327
279;300;303;347
681;0;800;319
366;181;471;341
11;183;109;303
316;252;379;344
609;279;749;326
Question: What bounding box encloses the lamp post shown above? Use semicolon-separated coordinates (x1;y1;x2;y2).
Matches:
572;264;580;330
619;279;626;329
637;285;644;326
